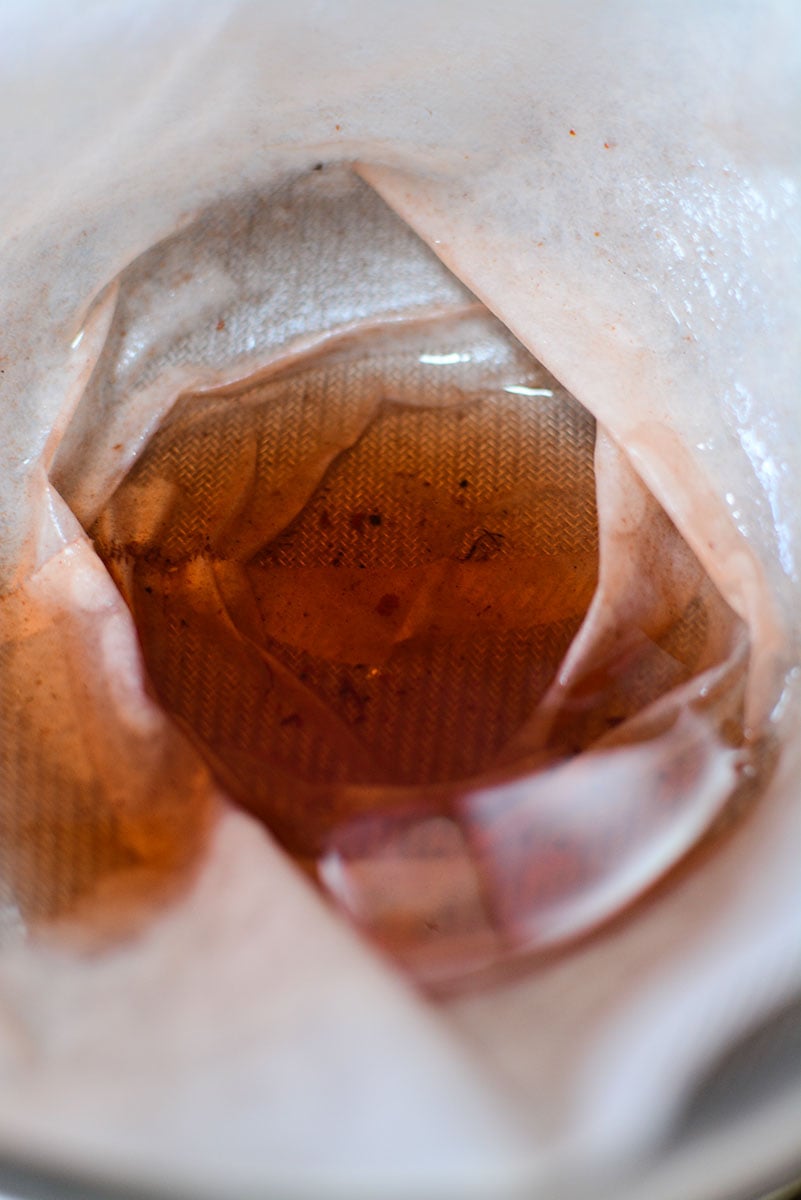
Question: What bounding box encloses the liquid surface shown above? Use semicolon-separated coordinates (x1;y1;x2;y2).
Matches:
95;320;596;837
93;316;748;984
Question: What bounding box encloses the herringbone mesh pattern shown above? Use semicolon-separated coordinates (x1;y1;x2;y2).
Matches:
0;691;133;923
0;570;212;932
94;319;599;853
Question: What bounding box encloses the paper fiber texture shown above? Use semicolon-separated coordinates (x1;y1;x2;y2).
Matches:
0;3;799;1198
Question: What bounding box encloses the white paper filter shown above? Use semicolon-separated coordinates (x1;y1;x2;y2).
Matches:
0;3;799;1199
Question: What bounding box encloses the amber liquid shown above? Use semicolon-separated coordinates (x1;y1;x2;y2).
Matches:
91;330;748;984
94;342;598;853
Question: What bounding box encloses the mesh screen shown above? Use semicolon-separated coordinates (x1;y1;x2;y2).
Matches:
93;318;599;856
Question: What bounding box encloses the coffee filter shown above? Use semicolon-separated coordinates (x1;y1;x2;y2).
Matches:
0;3;799;1198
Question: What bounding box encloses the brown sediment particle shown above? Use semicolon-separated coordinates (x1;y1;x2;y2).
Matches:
375;592;400;617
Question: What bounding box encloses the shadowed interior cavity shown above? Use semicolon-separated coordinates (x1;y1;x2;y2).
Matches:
34;168;753;984
90;313;750;986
